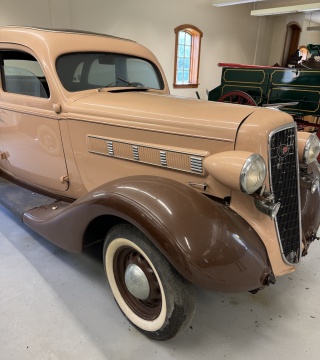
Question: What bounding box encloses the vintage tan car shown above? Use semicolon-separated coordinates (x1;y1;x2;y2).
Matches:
0;26;320;341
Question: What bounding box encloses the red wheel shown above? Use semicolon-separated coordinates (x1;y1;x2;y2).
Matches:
218;91;256;106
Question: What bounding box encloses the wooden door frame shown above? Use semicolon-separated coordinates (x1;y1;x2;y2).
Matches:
282;22;302;67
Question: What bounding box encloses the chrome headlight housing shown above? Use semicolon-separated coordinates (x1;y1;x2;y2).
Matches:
303;134;320;165
298;132;320;165
203;151;267;195
240;154;266;194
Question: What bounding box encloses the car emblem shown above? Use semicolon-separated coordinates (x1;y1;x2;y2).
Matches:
277;144;290;158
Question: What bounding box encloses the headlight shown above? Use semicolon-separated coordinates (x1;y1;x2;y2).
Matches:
298;132;320;165
303;134;320;164
203;151;266;194
240;154;266;194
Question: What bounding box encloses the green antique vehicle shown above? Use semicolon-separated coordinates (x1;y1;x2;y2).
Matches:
208;59;320;162
208;63;320;117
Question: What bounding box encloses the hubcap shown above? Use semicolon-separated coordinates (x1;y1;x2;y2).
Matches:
113;246;162;320
125;263;150;300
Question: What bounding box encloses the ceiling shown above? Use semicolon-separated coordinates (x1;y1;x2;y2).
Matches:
212;0;320;23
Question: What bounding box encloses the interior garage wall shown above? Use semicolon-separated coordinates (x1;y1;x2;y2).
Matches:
68;0;267;99
300;18;320;48
0;0;319;99
268;13;320;66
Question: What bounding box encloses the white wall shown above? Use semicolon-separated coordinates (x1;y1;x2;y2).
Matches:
67;0;264;99
0;0;319;99
300;19;320;47
0;0;52;27
268;13;320;66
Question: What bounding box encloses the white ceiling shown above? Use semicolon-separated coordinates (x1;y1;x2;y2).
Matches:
255;0;320;22
212;0;320;23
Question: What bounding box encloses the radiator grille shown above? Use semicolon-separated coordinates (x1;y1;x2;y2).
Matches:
269;125;301;264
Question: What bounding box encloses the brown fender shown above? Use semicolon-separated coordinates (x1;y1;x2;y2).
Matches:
23;176;272;293
300;161;320;244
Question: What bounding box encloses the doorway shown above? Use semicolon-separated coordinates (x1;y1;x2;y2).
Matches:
282;22;302;67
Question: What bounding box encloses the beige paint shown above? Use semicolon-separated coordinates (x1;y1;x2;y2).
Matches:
204;151;259;192
0;42;69;191
0;27;312;278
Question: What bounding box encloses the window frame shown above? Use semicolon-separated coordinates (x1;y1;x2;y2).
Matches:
56;52;165;92
173;24;203;89
0;50;50;98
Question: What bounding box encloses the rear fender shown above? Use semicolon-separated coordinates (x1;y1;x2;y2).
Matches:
23;176;272;293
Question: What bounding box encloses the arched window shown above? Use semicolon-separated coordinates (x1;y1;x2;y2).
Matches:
174;25;203;88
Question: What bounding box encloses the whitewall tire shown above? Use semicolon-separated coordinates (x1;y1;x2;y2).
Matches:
103;224;195;340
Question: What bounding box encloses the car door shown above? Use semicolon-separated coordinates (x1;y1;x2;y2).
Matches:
0;65;12;174
0;47;69;191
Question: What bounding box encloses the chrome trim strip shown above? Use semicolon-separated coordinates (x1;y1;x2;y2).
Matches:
132;145;139;160
107;141;114;156
160;151;167;166
190;156;203;173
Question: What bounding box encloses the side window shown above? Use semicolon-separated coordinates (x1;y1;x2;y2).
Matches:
173;25;203;89
1;50;49;98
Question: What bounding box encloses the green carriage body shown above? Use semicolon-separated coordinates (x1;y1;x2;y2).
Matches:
208;63;320;117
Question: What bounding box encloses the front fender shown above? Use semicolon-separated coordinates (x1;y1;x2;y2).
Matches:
23;176;272;293
301;161;320;244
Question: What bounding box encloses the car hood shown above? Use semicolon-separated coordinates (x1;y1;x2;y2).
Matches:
67;90;256;142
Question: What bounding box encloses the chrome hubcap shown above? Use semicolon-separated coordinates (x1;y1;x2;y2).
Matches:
125;263;150;300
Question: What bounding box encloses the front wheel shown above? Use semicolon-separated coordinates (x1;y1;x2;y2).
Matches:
103;224;195;340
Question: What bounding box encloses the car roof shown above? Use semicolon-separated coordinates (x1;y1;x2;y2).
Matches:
0;26;134;42
0;26;157;64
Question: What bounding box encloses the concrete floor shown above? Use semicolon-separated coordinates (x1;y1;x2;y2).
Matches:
1;203;320;360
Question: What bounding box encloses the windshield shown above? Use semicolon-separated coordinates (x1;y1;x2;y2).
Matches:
56;52;164;92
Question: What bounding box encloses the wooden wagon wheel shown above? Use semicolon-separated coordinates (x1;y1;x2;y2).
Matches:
218;91;257;106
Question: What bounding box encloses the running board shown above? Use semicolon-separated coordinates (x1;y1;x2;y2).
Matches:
0;175;58;219
0;175;82;252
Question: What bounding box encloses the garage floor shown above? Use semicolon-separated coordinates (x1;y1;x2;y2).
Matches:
1;203;320;360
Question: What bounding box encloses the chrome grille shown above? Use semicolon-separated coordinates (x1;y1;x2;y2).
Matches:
269;124;301;264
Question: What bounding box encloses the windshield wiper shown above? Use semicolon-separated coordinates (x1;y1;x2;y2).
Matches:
103;77;143;88
99;77;148;92
116;77;137;87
